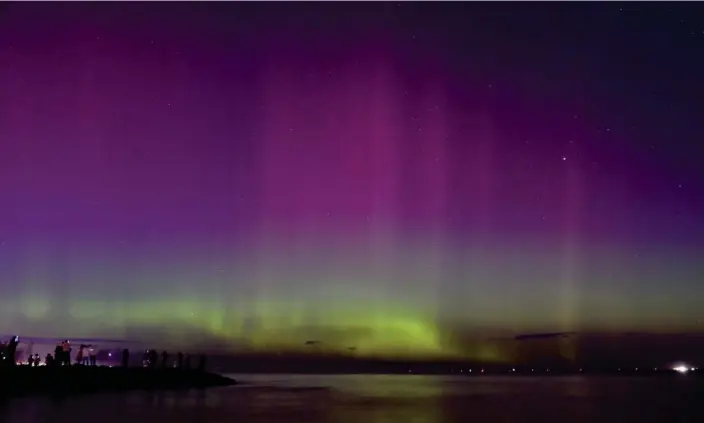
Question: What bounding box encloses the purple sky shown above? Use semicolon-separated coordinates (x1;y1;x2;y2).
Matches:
0;3;703;357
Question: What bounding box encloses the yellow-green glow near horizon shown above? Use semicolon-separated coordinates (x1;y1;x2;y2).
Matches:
10;297;480;359
1;243;701;364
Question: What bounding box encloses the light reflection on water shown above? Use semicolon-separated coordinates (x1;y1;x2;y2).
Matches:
2;374;703;423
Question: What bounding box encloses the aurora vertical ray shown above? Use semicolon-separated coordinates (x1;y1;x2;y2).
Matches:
0;2;702;361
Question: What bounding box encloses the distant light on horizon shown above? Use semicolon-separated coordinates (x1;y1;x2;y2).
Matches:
673;364;691;374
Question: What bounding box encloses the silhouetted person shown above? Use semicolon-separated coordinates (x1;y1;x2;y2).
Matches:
45;353;54;367
34;354;40;367
76;345;85;365
197;355;206;372
61;340;71;366
184;354;191;370
80;344;89;365
54;344;63;365
122;348;129;368
149;349;158;368
89;345;97;366
7;336;19;366
161;351;169;368
177;352;184;368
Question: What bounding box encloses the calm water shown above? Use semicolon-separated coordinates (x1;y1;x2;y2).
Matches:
2;374;704;423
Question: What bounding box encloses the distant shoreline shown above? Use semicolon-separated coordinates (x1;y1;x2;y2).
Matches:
225;370;700;377
212;356;699;376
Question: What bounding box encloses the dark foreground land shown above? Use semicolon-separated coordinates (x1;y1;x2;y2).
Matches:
0;366;236;398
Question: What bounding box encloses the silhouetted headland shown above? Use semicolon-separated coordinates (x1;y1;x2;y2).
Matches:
0;366;236;398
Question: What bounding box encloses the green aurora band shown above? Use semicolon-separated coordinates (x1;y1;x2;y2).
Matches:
1;241;702;363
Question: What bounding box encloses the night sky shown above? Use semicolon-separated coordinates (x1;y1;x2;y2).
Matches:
0;2;703;361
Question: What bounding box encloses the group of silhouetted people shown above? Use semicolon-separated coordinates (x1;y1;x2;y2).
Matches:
1;337;207;371
47;340;98;366
27;353;41;366
76;344;98;366
51;340;72;366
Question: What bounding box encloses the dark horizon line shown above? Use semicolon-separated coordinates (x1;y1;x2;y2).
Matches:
210;356;700;375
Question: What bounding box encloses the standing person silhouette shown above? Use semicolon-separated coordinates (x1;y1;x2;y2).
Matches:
89;345;97;366
75;345;84;365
